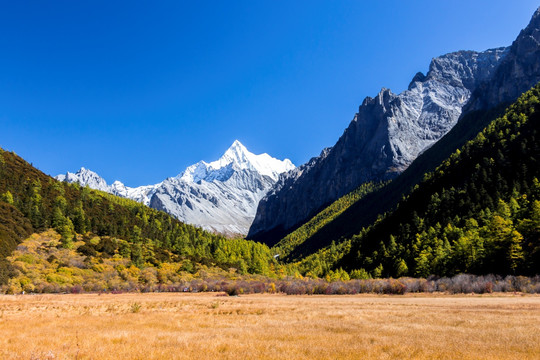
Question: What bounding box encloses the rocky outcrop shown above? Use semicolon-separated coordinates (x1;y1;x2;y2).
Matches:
248;47;509;243
466;7;540;111
56;168;109;193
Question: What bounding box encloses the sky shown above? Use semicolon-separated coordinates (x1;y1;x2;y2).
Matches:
1;1;539;186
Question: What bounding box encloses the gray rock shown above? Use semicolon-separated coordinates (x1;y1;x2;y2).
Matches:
466;7;540;111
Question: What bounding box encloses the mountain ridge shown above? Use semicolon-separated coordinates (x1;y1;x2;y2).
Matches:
270;7;540;262
249;46;509;242
332;83;540;277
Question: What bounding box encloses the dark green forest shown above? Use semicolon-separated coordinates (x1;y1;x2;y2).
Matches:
293;84;540;278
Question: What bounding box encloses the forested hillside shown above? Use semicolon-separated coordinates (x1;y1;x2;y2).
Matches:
283;84;540;279
327;84;540;277
274;104;510;262
0;149;276;286
271;181;386;261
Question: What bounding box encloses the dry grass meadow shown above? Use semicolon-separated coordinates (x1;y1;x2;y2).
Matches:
0;292;539;360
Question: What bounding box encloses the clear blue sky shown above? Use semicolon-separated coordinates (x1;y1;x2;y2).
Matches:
1;1;538;186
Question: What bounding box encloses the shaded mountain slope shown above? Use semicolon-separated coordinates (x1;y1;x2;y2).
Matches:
265;7;540;259
249;47;509;242
286;103;510;260
271;181;387;260
250;7;540;244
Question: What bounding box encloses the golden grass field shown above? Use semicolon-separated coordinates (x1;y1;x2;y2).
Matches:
0;292;539;360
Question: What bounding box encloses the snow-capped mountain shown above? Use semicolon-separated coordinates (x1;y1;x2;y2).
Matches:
56;167;158;206
56;167;110;193
179;140;293;183
55;140;294;236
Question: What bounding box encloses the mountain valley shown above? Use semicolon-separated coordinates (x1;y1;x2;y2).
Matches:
1;7;540;293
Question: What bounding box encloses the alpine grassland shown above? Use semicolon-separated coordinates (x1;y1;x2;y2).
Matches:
0;293;538;360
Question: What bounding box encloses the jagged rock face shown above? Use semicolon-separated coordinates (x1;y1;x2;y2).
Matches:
467;8;540;111
248;47;509;242
251;147;332;239
249;7;540;243
56;140;295;236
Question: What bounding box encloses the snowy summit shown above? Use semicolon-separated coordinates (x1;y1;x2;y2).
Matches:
56;140;295;236
180;140;294;183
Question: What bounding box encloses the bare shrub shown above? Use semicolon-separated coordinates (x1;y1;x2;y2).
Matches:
3;272;540;295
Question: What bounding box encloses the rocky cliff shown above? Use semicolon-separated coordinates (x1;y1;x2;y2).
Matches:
249;8;540;244
466;7;540;111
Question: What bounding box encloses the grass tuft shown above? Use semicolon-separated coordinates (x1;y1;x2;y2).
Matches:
130;302;141;313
